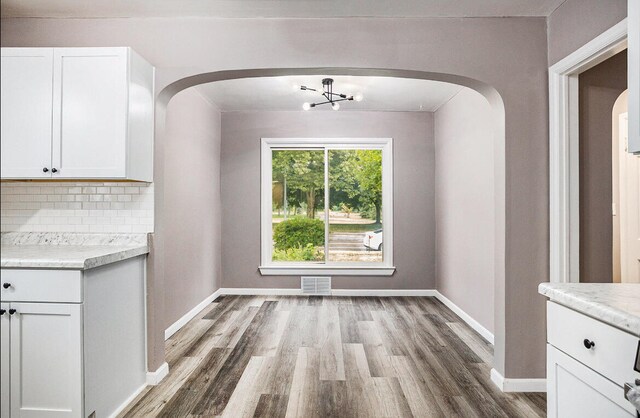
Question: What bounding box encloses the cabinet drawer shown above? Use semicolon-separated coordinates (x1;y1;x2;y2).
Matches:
547;301;640;387
0;269;82;303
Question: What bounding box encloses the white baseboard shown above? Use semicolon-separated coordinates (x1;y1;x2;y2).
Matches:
490;368;546;393
108;382;147;418
220;287;303;296
146;362;169;386
331;289;437;297
433;291;495;345
220;287;437;297
165;288;222;340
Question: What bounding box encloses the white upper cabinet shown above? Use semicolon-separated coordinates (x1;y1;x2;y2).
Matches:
0;47;154;181
1;49;54;179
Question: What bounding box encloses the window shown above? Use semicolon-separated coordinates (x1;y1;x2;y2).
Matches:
260;138;394;276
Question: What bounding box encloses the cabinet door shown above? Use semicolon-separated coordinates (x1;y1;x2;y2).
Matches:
547;345;636;418
0;48;54;179
52;48;128;178
10;303;83;418
1;304;10;418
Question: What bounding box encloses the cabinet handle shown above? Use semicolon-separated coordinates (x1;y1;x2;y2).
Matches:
583;338;595;349
2;283;10;289
0;309;5;315
51;168;58;173
8;309;16;315
43;167;49;173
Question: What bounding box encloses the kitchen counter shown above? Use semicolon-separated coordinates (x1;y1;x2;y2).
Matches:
539;282;640;337
0;232;149;270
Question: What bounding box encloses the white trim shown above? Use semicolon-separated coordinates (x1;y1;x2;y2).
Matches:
107;383;147;418
260;138;394;273
332;289;437;297
490;368;546;393
146;362;169;386
434;291;494;345
219;288;436;296
259;266;396;276
549;19;628;283
629;0;640;153
164;288;222;340
221;287;304;296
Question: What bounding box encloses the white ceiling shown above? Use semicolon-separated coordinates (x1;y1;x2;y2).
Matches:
0;0;566;18
195;75;464;112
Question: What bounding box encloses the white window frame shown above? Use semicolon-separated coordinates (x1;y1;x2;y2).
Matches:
260;138;395;276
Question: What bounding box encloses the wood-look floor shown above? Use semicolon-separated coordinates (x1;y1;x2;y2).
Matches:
119;296;545;417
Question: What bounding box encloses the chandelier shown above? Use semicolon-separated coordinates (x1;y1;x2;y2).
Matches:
298;78;363;110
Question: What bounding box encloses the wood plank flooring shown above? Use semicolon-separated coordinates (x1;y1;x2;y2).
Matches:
119;296;546;417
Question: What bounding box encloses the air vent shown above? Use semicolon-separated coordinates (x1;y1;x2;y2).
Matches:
301;276;331;295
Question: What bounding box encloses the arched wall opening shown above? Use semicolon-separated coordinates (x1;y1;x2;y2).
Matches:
148;67;507;380
611;89;639;284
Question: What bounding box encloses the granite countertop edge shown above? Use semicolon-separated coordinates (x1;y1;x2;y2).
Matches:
0;245;149;270
539;282;640;337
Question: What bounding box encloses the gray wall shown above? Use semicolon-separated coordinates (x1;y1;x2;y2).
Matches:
547;0;627;65
435;88;495;333
0;16;549;378
163;87;222;328
578;50;628;284
221;111;435;290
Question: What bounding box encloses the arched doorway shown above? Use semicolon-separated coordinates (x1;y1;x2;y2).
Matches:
146;68;507;381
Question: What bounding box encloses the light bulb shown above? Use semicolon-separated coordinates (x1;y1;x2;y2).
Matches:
302;102;311;111
332;102;340;110
354;93;363;102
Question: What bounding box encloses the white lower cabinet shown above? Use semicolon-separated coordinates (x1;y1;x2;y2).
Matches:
0;256;146;418
1;304;11;418
5;303;83;418
546;301;640;418
547;345;636;417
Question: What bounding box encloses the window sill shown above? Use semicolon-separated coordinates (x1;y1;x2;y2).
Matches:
258;265;396;276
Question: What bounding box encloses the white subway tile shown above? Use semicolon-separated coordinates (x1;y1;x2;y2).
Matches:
1;181;154;233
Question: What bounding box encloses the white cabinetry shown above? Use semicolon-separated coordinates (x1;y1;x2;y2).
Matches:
1;303;11;418
546;301;639;417
0;47;154;181
0;257;147;418
7;303;83;418
0;49;54;179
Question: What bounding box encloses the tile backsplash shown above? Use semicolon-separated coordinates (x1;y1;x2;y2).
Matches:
0;182;154;233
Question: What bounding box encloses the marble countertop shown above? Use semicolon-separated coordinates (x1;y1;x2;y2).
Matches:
0;232;149;270
539;282;640;337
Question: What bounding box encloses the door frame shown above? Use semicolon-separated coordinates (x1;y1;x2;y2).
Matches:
549;19;628;283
